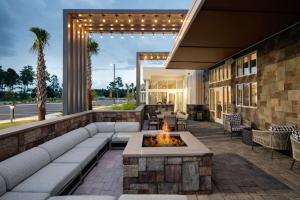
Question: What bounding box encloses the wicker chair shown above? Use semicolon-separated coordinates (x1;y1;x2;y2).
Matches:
223;114;245;138
290;135;300;170
252;130;291;158
147;113;159;130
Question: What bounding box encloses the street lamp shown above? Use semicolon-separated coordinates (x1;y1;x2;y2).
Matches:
110;63;116;104
9;104;16;123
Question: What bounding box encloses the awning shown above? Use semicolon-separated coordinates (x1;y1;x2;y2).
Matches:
166;0;300;69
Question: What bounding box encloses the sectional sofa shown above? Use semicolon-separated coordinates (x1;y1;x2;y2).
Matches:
0;122;140;200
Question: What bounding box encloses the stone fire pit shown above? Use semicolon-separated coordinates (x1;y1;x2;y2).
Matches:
123;131;213;194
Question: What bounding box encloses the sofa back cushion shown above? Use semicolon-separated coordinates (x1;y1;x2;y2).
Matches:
84;123;99;137
269;125;296;133
0;175;6;196
115;122;140;133
0;147;51;190
64;128;90;145
95;122;115;133
39;134;75;160
292;130;300;141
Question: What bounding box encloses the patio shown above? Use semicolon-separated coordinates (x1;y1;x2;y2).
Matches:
73;121;300;199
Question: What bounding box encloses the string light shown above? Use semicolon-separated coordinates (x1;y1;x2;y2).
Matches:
180;14;184;23
89;19;92;23
79;24;82;28
115;15;119;23
128;15;132;23
102;14;106;23
68;24;71;28
168;15;171;23
141;15;145;23
154;15;158;23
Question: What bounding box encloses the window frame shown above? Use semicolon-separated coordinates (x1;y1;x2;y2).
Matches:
236;82;257;109
236;51;257;78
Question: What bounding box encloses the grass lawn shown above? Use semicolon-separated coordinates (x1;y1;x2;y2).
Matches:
0;120;37;130
95;102;136;111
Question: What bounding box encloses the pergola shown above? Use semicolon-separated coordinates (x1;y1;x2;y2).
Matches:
63;9;187;115
136;52;169;105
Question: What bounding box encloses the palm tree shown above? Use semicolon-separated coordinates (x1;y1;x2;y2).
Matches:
30;27;50;121
87;38;99;110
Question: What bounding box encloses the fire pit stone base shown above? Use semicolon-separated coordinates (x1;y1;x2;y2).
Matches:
123;131;213;194
123;155;212;194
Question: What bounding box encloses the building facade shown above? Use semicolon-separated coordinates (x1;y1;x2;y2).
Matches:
142;67;207;112
208;24;300;129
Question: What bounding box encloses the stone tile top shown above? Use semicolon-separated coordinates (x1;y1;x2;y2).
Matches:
123;131;213;157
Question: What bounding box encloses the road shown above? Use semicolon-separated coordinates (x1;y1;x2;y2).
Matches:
0;103;62;120
0;99;127;121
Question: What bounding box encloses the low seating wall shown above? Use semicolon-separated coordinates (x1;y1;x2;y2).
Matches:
0;122;140;200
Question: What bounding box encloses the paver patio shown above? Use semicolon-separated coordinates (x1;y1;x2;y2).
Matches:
74;121;300;200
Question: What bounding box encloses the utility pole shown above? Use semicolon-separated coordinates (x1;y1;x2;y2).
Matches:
113;64;116;104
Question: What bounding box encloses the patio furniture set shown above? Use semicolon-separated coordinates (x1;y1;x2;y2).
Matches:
147;110;189;131
0;121;207;200
223;113;300;168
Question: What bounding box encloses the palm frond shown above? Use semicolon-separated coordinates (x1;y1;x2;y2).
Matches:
30;27;50;53
87;38;100;56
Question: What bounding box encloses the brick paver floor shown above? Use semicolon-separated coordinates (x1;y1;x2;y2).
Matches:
74;121;300;199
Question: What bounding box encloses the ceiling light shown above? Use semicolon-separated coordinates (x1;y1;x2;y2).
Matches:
102;15;106;23
154;15;158;23
141;15;145;23
128;15;132;23
168;15;171;23
115;15;119;23
79;24;82;28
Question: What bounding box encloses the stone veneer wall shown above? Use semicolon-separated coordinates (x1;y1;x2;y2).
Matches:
0;105;144;161
123;156;212;194
209;24;300;129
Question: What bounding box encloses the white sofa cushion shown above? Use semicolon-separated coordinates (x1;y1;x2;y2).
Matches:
112;132;137;142
0;147;51;190
76;137;107;152
53;147;98;169
84;123;99;137
48;195;116;200
12;163;81;195
39;135;75;160
95;122;115;133
93;132;114;140
0;192;50;200
64;128;90;145
119;195;188;200
0;175;6;196
115;122;140;133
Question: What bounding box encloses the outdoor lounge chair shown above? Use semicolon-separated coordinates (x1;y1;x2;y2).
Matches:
290;131;300;170
252;125;295;158
177;113;189;131
223;114;244;138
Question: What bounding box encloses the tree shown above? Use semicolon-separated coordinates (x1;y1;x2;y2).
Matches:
115;76;123;99
19;65;35;93
87;38;99;110
0;66;5;92
49;75;61;98
4;68;19;91
30;27;50;121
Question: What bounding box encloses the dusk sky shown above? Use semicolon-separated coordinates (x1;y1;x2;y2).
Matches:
0;0;192;88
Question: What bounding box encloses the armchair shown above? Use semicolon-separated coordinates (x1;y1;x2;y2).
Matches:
252;126;294;158
223;114;244;138
290;131;300;169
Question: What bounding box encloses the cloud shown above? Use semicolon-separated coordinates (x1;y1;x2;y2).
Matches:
60;0;116;8
0;1;16;57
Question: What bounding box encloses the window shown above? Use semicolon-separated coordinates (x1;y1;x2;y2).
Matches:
167;80;176;89
149;81;158;89
157;80;167;89
220;66;224;81
243;56;250;75
209;64;231;83
236;58;243;77
209;89;215;111
243;84;250;106
236;84;243;106
251;83;257;107
176;80;183;89
223;86;231;114
236;51;257;77
250;53;257;74
236;82;257;107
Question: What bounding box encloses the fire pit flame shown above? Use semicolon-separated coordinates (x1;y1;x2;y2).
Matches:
142;119;186;147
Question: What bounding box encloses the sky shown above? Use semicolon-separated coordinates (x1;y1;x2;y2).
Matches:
0;0;192;89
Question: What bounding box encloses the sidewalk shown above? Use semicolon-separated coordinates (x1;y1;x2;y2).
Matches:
0;112;63;124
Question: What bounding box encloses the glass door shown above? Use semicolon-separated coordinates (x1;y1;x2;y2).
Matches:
215;87;223;124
